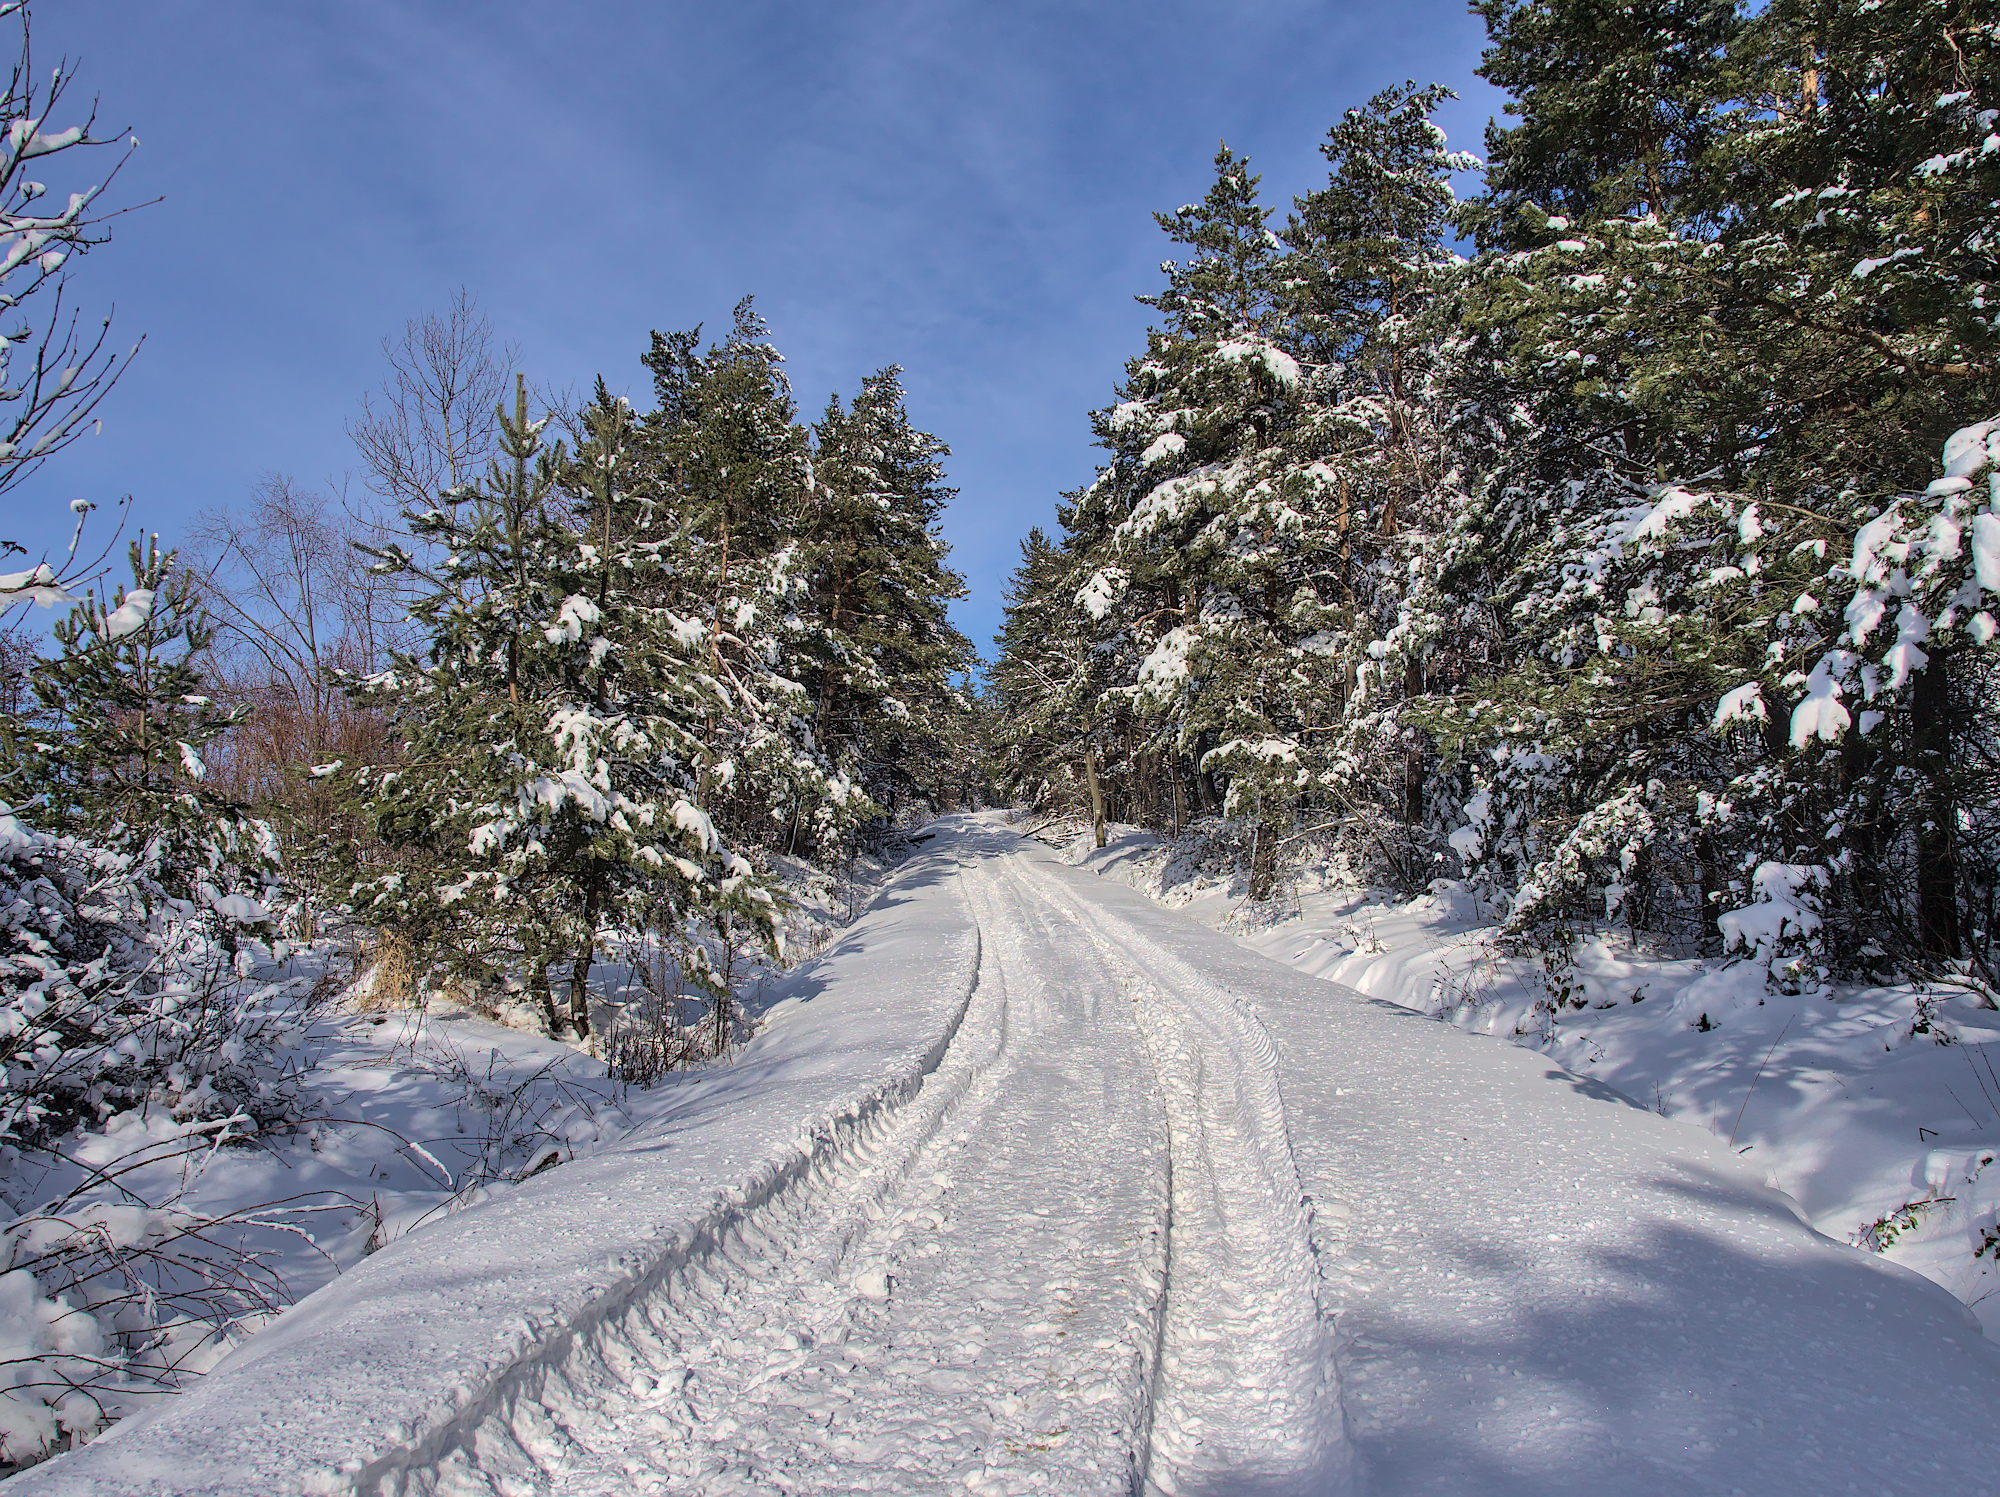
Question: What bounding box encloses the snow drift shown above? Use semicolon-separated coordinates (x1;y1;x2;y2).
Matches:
5;840;982;1497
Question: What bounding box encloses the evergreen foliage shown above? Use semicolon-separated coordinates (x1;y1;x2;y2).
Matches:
807;367;976;821
350;379;781;1037
7;541;276;929
995;0;2000;990
345;312;978;1033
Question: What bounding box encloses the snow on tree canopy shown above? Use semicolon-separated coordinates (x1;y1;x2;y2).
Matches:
0;562;69;608
1119;465;1229;541
1213;337;1302;388
1718;863;1827;967
1136;626;1198;691
101;587;154;639
543;594;602;644
1788;655;1852;748
1713;682;1767;729
1076;567;1128;620
1943;418;2000;483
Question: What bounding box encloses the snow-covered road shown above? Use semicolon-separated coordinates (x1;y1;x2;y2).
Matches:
17;816;2000;1495
545;850;1173;1496
543;841;1346;1496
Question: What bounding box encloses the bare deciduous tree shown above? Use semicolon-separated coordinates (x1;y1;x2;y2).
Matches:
0;0;148;615
185;476;403;843
347;288;516;511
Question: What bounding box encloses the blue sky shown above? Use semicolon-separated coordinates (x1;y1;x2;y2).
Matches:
12;0;1503;654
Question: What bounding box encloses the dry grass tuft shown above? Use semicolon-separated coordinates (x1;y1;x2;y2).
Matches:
353;930;420;1011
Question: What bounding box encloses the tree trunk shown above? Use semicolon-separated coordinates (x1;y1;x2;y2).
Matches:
1249;814;1278;902
1911;662;1963;959
1084;749;1108;849
1192;733;1224;816
1402;658;1426;827
531;961;561;1036
565;879;603;1038
567;948;594;1039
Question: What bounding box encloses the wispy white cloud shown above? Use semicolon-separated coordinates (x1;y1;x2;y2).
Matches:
25;0;1502;650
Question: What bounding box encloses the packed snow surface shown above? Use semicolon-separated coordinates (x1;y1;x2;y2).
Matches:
15;817;2000;1495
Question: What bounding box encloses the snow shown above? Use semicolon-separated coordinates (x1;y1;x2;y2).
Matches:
1973;511;2000;593
668;797;716;849
1214;337;1302;389
23;818;2000;1495
1787;654;1851;747
100;588;154;640
1065;824;2000;1345
1943;416;2000;480
1136;624;1198;691
0;979;625;1474
1105;399;1151;433
8;835;987;1497
0;564;69;609
542;594;601;644
1121;465;1225;540
1211;735;1300;765
1076;566;1128;620
1626;484;1704;543
1716;862;1824;967
202;892;267;925
1712;681;1766;727
1051;823;2000;1492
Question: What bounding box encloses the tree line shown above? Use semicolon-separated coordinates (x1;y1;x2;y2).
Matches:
992;0;2000;992
7;219;974;1216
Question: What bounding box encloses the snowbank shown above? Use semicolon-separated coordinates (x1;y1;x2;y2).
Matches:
1032;831;2000;1493
6;837;981;1497
1058;822;2000;1337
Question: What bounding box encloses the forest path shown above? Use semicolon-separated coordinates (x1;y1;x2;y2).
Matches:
544;816;2000;1496
18;817;2000;1497
542;827;1347;1497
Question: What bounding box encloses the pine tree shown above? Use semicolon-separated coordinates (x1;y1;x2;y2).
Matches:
1107;148;1335;888
990;527;1123;841
631;301;866;859
806;367;974;825
6;539;277;932
1281;83;1477;889
1421;0;2000;972
0;542;294;1150
352;379;776;1036
1468;0;1739;234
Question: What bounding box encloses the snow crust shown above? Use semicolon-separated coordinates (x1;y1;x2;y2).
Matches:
1059;825;2000;1492
9;840;985;1497
26;820;2000;1495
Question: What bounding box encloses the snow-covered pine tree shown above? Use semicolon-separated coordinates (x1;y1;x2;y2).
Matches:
1424;0;2000;977
989;526;1126;842
352;378;775;1036
6;539;278;934
0;540;296;1157
1082;146;1334;890
805;367;974;828
1279;82;1477;890
631;301;865;860
1466;0;1739;235
1418;0;1787;952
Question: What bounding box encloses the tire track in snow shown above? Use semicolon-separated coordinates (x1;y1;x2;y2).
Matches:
1011;854;1354;1497
517;843;1170;1495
